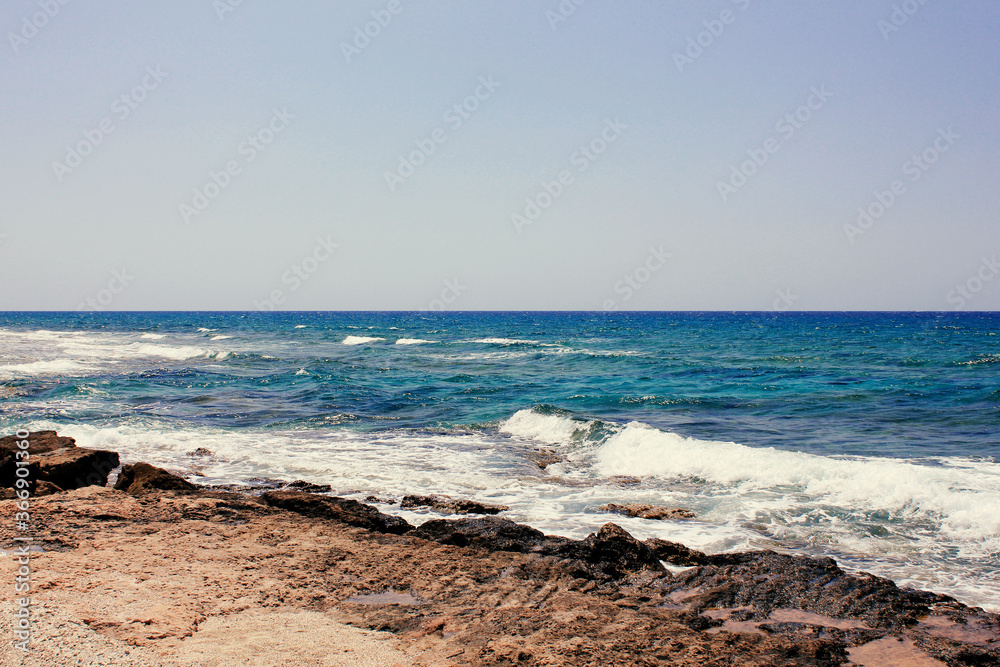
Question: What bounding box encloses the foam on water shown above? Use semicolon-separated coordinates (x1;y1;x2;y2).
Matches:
395;339;435;345
342;336;386;345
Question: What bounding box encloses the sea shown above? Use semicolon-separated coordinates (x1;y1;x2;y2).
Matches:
1;311;997;610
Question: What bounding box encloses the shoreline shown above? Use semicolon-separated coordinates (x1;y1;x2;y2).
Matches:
2;433;999;666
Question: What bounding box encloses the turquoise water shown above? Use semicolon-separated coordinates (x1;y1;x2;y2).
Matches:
1;312;998;608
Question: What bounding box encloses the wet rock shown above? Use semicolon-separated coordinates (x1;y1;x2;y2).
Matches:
598;503;695;520
285;480;333;493
581;523;665;578
189;447;213;457
400;494;508;515
114;462;198;495
662;550;956;633
262;490;412;535
411;517;663;579
525;448;563;469
0;430;119;492
645;537;707;566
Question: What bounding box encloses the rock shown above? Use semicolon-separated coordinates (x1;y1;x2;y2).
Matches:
262;490;412;535
284;480;333;493
645;537;707;566
0;430;119;492
411;516;550;552
661;549;956;633
526;448;563;469
598;503;695;520
411;516;663;579
189;448;213;457
580;523;665;578
114;462;198;495
400;494;508;515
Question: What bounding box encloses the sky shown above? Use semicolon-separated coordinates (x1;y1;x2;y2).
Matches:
1;0;998;311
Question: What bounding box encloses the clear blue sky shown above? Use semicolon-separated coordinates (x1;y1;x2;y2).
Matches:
1;0;998;311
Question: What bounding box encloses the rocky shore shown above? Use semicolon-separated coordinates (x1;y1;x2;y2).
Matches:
2;432;998;666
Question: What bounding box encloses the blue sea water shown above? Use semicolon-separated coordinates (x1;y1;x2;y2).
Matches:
1;311;998;609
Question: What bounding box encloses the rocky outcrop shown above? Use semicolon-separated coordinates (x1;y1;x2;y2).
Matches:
114;462;198;495
645;537;708;565
599;502;696;520
410;516;664;579
262;490;413;535
0;430;119;492
399;494;509;515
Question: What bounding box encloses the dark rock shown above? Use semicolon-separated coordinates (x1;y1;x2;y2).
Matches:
400;494;508;515
661;549;956;632
262;490;412;535
0;431;119;492
598;503;695;520
189;448;213;457
580;523;665;578
411;517;662;579
645;537;707;566
411;516;549;552
114;462;198;495
285;480;333;493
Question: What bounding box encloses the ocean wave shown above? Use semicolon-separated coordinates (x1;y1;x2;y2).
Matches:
342;336;386;345
591;421;1000;545
472;338;539;345
395;338;436;345
0;359;93;379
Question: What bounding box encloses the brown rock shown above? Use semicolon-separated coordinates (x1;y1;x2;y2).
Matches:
262;490;412;535
598;502;695;520
114;462;198;495
0;430;119;492
645;537;707;565
400;494;508;515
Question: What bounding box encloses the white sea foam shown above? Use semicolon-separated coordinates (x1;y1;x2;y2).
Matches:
130;343;211;360
591;422;1000;544
499;408;594;445
294;325;307;329
0;359;92;379
473;338;538;345
196;328;216;332
395;338;435;345
140;333;165;339
342;336;386;345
